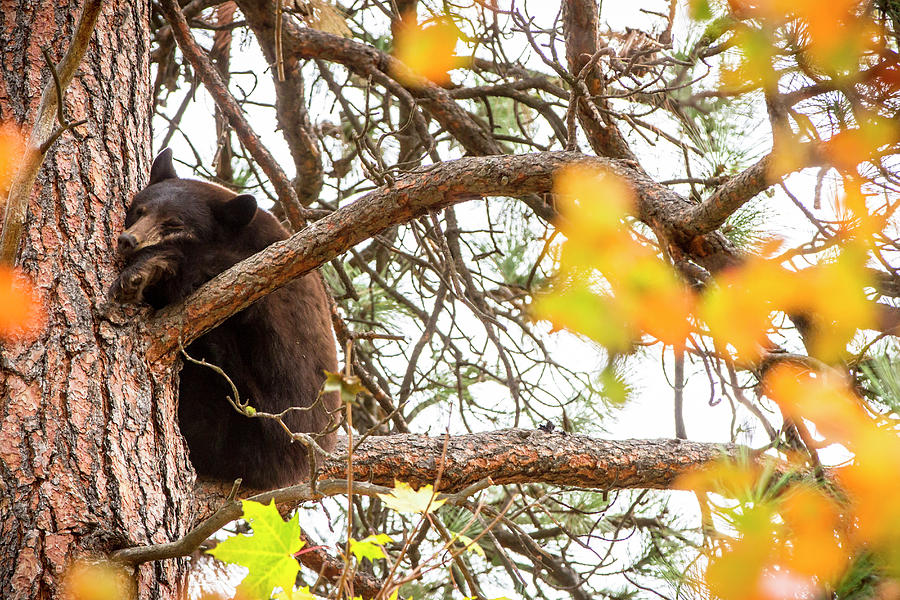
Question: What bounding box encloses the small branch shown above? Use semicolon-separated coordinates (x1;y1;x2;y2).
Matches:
157;0;309;230
0;0;104;265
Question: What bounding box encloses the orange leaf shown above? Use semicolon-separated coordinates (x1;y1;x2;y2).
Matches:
0;121;25;194
0;266;44;340
392;13;460;86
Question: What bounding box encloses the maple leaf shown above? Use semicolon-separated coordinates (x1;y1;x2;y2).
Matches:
349;533;393;562
377;480;446;514
208;500;305;600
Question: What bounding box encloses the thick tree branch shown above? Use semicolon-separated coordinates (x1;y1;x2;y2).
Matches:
682;141;833;236
144;151;744;361
0;0;103;265
324;430;738;491
157;0;308;229
111;432;739;569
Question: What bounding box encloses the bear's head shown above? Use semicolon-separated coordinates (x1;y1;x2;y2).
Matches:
117;149;258;258
111;149;261;306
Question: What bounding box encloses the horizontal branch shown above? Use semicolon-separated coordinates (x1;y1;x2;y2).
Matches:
111;430;740;570
324;429;739;491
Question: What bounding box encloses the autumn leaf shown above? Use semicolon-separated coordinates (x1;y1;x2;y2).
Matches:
531;279;634;353
534;165;693;352
62;560;134;600
392;13;460;86
323;370;366;404
764;364;900;567
208;500;305;600
0;121;24;194
349;533;393;562
377;480;446;514
825;118;900;173
0;266;44;340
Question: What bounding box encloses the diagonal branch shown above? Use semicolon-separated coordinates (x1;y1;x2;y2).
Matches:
144;151;747;361
0;0;103;265
157;0;309;230
681;141;830;237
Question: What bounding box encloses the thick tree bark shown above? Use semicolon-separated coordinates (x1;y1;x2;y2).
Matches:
0;2;192;598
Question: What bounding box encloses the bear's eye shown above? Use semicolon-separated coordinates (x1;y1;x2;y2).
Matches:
162;219;183;231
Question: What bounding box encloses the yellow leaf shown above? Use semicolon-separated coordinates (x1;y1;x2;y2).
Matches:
392;13;460;86
699;261;783;361
531;278;635;353
553;164;635;248
377;480;446;514
452;533;485;557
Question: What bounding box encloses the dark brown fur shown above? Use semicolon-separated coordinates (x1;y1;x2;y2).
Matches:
111;149;339;489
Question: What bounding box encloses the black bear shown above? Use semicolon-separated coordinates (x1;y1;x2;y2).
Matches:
111;149;340;489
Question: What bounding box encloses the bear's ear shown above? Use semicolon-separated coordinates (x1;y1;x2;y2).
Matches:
216;193;257;228
149;148;178;185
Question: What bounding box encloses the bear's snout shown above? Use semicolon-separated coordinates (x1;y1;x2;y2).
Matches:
118;232;138;255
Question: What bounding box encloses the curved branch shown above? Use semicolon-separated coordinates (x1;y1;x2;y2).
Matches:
145;150;745;361
144;152;617;360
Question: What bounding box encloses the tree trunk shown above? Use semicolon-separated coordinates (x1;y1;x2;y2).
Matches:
0;2;190;598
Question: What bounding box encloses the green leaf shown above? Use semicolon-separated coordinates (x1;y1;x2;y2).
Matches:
208;500;305;600
349;533;393;562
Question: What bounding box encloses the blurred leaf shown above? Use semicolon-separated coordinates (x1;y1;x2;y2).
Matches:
0;266;44;340
323;370;366;404
392;13;460;86
350;533;393;562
